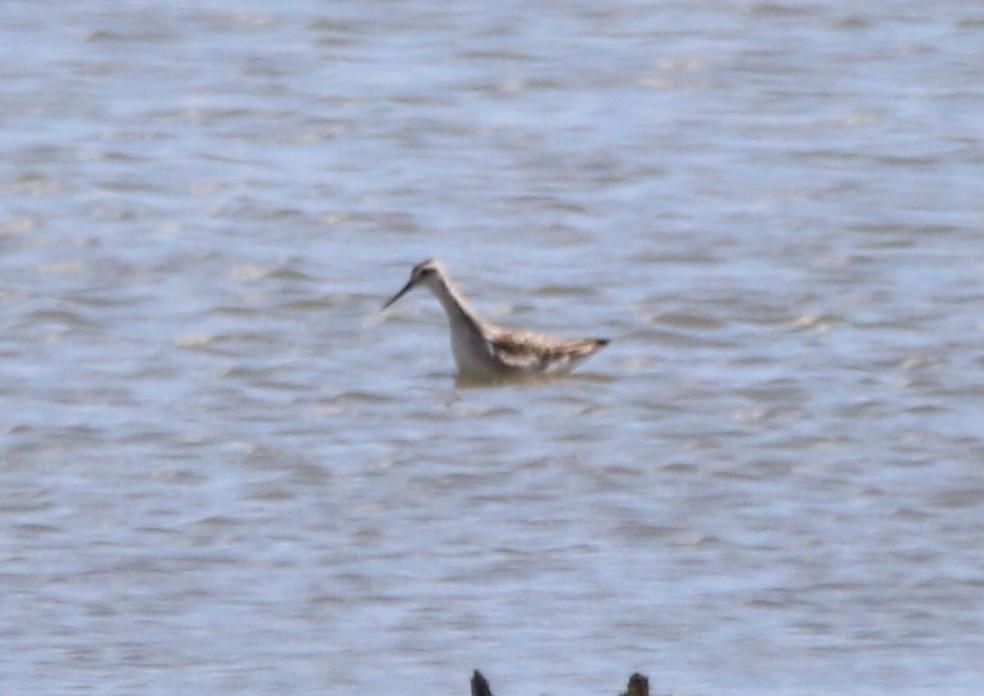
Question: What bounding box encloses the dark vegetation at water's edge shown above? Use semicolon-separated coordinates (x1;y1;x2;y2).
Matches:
471;670;653;696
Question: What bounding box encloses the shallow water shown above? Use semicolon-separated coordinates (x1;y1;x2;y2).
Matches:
2;1;983;694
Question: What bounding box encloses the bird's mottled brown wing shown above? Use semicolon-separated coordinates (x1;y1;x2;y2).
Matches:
489;328;608;371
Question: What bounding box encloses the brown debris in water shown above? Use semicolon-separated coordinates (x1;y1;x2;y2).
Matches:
470;670;653;696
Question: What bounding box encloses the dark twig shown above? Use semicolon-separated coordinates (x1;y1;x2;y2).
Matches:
471;670;494;696
620;673;650;696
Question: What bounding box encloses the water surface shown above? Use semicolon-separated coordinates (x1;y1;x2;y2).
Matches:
2;1;983;694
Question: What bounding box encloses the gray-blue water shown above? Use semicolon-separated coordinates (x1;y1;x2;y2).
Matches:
2;1;983;694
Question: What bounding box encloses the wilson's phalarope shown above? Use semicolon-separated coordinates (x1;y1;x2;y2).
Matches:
382;259;609;380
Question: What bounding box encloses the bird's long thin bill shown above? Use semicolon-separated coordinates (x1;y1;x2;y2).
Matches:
381;280;414;310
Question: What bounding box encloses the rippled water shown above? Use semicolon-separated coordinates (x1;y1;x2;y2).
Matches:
2;1;983;694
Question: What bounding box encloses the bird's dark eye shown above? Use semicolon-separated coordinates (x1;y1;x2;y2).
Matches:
420;267;434;276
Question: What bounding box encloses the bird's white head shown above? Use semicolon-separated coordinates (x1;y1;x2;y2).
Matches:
382;258;446;310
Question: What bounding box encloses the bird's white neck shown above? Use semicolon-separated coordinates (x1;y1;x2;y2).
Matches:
428;276;483;332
